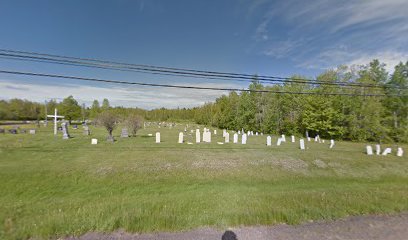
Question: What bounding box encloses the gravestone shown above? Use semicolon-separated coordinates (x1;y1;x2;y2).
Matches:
314;136;318;142
281;134;286;142
261;133;263;136
73;125;78;129
382;148;392;156
155;132;160;143
91;138;98;145
238;130;241;134
233;133;238;143
291;135;295;143
366;145;373;155
9;129;17;134
299;139;305;150
241;134;247;144
266;136;271;146
277;138;282;146
196;129;201;143
329;139;335;149
214;129;217;135
121;128;129;138
62;122;70;139
83;126;90;135
397;147;404;157
256;132;258;136
203;131;211;143
376;145;381;155
223;129;227;137
29;129;36;134
0;128;4;134
224;132;229;143
307;137;311;142
178;132;184;143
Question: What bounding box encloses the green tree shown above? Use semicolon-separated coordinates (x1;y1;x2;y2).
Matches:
60;96;81;123
101;98;110;111
90;100;101;119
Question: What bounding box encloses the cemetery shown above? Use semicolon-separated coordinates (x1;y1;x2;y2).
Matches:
0;118;407;239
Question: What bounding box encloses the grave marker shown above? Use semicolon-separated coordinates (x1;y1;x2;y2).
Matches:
29;129;36;134
121;128;129;138
277;138;282;146
366;145;373;155
329;139;335;149
91;138;98;145
233;133;238;143
266;136;271;146
241;134;247;144
47;108;64;135
155;132;160;143
178;132;184;143
376;145;381;155
299;139;305;150
224;132;229;143
196;129;201;143
61;122;70;139
397;147;404;157
291;135;295;143
382;148;392;156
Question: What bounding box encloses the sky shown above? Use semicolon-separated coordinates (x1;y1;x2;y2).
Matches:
0;0;407;109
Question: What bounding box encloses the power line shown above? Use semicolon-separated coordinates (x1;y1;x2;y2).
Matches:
0;69;400;97
0;49;403;89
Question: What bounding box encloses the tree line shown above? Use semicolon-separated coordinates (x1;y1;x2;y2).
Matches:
0;59;407;143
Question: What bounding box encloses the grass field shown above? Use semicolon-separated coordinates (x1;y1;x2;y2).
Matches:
0;123;407;239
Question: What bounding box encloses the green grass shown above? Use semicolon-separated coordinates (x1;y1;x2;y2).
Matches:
0;123;407;239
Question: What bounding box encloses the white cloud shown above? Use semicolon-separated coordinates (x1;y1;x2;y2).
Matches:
0;79;242;109
253;0;408;70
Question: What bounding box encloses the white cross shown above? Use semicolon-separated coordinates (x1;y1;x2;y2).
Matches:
47;108;64;135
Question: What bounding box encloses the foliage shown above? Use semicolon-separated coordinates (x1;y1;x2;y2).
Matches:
126;114;144;136
96;111;118;139
59;96;81;123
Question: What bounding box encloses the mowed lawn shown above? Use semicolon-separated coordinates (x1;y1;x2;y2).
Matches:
0;123;407;239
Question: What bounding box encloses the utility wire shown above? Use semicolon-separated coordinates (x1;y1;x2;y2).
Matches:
1;49;403;89
0;69;401;97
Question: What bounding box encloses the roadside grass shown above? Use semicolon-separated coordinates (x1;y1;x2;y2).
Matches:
0;123;407;239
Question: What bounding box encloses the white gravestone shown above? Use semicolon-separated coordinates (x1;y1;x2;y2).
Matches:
281;134;286;142
256;132;258;136
397;147;404;157
241;134;247;144
382;148;392;156
178;132;184;143
314;136;318;142
155;132;160;143
266;136;271;146
291;135;295;143
196;129;201;143
203;131;211;143
214;129;217;135
121;128;129;138
91;138;98;145
238;130;241;135
29;129;36;134
224;132;230;143
233;133;238;143
307;137;311;142
366;145;373;155
299;139;305;150
277;138;282;146
223;129;227;137
376;145;381;155
329;139;335;149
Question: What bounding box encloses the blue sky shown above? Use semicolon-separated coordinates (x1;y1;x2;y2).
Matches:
1;0;407;109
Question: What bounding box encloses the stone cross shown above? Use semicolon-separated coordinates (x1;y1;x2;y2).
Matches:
299;139;305;150
241;133;247;144
233;133;238;143
155;132;160;143
224;132;230;143
178;132;183;143
47;108;64;135
266;136;271;146
366;145;373;155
